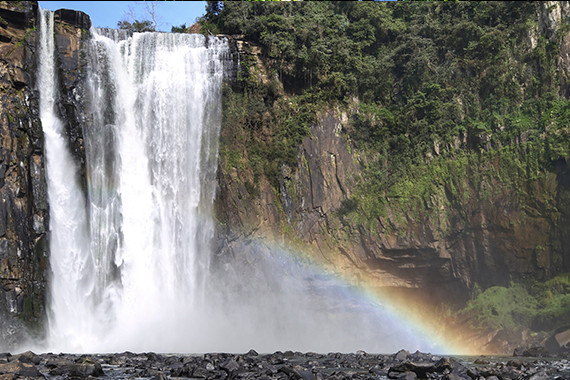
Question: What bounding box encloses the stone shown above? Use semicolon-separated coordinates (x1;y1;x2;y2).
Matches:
522;346;549;357
528;372;551;380
390;361;438;378
394;349;410;361
0;351;563;380
48;362;104;377
192;366;211;378
473;357;489;365
0;0;50;345
54;9;92;30
546;327;570;354
220;358;240;374
14;351;41;365
44;357;72;369
150;373;167;380
443;374;463;380
0;361;41;377
433;357;453;372
388;371;417;380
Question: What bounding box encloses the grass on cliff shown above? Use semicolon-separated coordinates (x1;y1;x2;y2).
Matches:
460;275;570;333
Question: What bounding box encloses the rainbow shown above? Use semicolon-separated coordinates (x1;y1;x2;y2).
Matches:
242;235;483;356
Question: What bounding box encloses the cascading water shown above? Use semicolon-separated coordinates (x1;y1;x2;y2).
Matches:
38;9;444;354
40;9;229;352
38;9;92;351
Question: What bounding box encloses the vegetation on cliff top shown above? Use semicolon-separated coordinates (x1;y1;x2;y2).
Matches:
206;1;569;214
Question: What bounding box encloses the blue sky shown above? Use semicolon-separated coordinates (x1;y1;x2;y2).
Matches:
38;1;207;31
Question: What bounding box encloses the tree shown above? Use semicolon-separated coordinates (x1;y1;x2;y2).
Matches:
206;1;223;19
171;24;188;33
118;1;161;32
117;19;155;33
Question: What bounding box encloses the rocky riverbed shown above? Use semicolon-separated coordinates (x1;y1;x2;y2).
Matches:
1;349;570;379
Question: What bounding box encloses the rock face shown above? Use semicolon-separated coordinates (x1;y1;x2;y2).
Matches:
0;1;90;349
0;0;47;348
216;106;569;302
214;3;570;353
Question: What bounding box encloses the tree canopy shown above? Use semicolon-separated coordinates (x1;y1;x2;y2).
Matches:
117;19;155;33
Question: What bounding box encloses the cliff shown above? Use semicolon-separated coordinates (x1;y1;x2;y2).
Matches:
0;0;46;347
213;2;570;353
0;1;90;348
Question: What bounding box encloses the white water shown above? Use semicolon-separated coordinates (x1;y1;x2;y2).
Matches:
40;10;229;352
38;9;92;351
37;10;445;355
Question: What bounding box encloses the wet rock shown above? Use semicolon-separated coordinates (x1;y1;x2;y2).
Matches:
473;356;490;365
192;366;213;378
394;349;410;361
220;358;240;374
44;356;73;369
149;373;167;380
0;0;48;345
443;374;463;380
389;361;439;378
528;371;551;380
521;346;550;357
246;349;259;356
0;361;42;377
0;350;563;380
13;351;41;365
388;371;417;380
545;327;570;355
48;362;104;377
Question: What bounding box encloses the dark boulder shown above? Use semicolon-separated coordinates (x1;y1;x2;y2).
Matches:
0;361;42;377
48;362;104;377
14;351;41;365
545;327;570;355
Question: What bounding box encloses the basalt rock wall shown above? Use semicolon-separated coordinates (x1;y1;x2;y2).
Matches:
0;1;90;348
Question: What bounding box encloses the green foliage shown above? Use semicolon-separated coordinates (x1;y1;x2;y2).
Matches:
530;274;570;330
210;2;570;229
171;24;188;33
463;283;538;330
462;275;570;333
117;19;155;33
220;77;316;190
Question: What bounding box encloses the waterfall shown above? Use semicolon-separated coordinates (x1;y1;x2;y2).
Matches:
38;10;442;355
40;9;229;352
38;9;92;352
